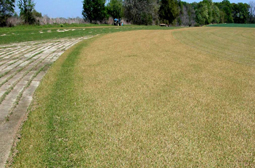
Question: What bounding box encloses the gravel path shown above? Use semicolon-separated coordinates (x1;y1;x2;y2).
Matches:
0;36;92;167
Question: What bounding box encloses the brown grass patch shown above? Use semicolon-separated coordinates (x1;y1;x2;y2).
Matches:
12;28;255;167
73;29;255;166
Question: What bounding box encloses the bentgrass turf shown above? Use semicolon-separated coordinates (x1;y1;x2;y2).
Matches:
11;28;255;167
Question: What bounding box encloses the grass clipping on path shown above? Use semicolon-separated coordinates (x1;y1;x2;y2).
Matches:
12;28;255;167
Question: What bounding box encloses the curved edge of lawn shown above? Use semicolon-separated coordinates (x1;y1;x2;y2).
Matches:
8;35;101;167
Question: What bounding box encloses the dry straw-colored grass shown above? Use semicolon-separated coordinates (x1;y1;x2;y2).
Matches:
12;28;255;167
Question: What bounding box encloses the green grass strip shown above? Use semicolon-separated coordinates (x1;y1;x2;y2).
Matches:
42;39;89;166
207;23;255;28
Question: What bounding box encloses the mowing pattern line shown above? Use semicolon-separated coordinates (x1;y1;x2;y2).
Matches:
0;36;92;168
172;28;255;66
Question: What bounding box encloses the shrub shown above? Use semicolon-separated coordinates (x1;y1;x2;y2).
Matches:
194;23;200;27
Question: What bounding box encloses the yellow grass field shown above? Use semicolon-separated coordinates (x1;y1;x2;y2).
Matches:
12;27;255;167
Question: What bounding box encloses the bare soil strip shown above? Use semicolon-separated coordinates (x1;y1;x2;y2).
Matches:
0;36;92;167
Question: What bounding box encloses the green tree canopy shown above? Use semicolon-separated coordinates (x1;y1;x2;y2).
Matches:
221;0;234;23
195;2;208;25
32;9;42;18
82;0;106;23
0;0;15;26
124;0;157;25
195;0;220;25
18;0;36;24
232;3;249;23
106;0;123;19
159;0;179;24
212;4;220;23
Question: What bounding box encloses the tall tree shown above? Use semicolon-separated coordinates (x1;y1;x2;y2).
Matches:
203;0;213;23
195;0;219;25
106;0;123;19
212;4;220;23
232;3;249;23
221;0;233;23
159;0;179;25
82;0;106;23
124;0;157;25
195;2;208;25
18;0;36;24
32;9;42;18
0;0;15;26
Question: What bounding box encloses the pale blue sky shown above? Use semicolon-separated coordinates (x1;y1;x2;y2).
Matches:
16;0;252;18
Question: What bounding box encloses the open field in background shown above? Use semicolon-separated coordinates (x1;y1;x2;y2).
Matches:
10;28;255;167
207;23;255;28
0;24;178;45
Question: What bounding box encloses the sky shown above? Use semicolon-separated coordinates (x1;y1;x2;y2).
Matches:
16;0;252;19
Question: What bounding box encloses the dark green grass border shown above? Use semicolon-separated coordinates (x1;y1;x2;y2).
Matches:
207;23;255;28
43;38;86;166
10;36;100;167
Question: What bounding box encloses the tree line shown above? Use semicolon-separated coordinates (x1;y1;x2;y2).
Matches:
0;0;42;26
83;0;255;26
1;0;255;27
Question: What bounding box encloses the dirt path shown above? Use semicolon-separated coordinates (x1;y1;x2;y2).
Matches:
0;36;92;167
